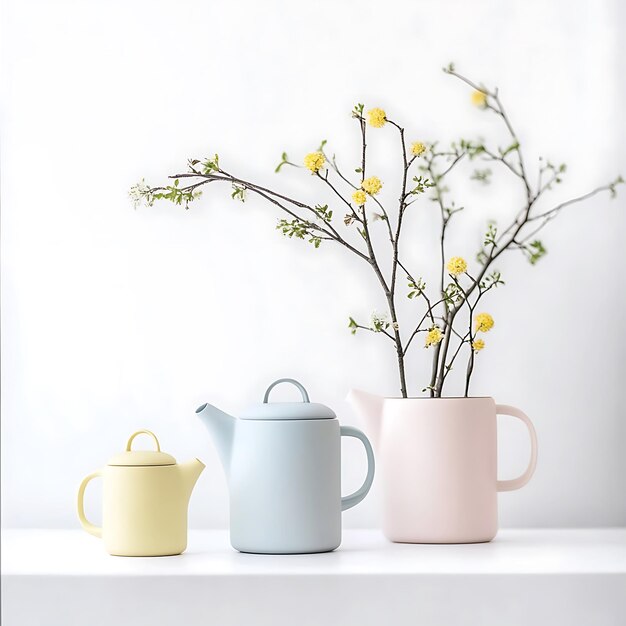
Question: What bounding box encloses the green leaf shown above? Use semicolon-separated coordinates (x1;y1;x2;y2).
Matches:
483;222;498;247
276;218;322;248
313;204;332;223
202;154;220;174
524;240;547;265
409;176;435;195
231;184;246;202
459;139;485;159
348;316;359;335
470;168;492;185
609;175;624;198
479;270;505;289
351;103;365;118
407;277;426;299
275;151;295;174
501;141;520;157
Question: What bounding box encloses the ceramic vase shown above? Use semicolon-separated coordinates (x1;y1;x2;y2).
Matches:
348;392;538;543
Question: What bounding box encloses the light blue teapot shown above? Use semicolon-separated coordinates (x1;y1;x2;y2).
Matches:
196;378;375;554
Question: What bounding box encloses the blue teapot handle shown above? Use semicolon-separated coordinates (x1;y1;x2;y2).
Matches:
263;378;310;403
340;426;375;511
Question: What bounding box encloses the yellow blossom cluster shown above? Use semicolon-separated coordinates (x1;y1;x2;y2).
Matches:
361;176;383;195
446;256;467;276
304;152;325;173
472;339;485;352
352;190;367;206
411;141;426;157
474;312;494;333
471;90;487;108
425;326;444;348
367;107;387;128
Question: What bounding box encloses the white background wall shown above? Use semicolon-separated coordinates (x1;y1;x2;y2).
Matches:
2;0;625;530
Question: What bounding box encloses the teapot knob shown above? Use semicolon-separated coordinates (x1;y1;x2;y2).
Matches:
126;429;161;452
263;379;310;403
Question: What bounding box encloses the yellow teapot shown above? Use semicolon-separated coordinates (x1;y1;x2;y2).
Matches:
77;430;205;556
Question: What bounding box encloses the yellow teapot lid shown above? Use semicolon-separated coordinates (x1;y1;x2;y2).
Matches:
108;430;176;466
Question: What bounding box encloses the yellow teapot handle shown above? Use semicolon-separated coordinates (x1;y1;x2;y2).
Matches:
77;470;103;538
126;429;161;452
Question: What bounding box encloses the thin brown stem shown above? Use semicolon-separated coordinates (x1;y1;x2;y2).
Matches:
403;297;447;355
440;330;471;389
171;171;370;262
357;116;407;397
352;323;396;342
528;184;615;223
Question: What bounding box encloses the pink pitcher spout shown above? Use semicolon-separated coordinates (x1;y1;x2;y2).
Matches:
346;389;384;449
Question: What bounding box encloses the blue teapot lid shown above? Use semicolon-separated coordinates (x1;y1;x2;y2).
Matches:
240;379;336;421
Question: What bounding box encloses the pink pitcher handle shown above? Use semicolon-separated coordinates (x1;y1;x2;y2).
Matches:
496;404;538;492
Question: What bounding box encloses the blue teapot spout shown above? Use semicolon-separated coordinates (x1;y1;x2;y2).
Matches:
195;403;235;476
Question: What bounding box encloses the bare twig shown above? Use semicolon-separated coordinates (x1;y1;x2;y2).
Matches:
140;70;620;398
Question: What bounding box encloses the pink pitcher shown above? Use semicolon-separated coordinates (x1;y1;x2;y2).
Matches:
347;392;538;544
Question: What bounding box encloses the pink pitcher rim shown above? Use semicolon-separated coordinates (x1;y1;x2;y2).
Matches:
384;396;494;400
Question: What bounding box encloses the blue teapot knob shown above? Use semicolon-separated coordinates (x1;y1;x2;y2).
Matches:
263;378;310;403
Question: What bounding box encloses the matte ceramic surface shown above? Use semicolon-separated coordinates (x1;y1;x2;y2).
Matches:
347;391;538;544
77;430;205;556
196;378;375;554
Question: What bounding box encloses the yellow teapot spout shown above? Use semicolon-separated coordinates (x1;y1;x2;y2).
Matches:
178;458;205;500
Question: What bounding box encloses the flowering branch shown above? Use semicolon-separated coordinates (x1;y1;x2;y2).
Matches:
130;64;622;398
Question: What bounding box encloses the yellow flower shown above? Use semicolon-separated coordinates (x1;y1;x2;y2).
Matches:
304;152;325;173
367;107;387;128
352;190;367;206
471;90;487;108
411;141;426;156
446;256;467;276
361;176;383;195
425;326;444;348
472;339;485;352
474;312;494;333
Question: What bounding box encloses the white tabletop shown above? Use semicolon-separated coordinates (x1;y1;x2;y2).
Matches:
3;529;626;626
3;528;626;575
